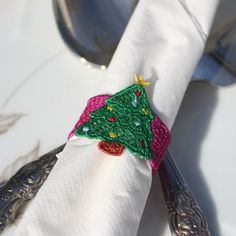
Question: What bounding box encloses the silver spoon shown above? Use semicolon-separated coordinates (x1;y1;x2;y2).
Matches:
53;0;137;66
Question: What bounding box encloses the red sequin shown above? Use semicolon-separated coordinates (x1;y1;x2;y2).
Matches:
134;90;142;97
140;140;145;147
108;117;116;122
98;141;125;156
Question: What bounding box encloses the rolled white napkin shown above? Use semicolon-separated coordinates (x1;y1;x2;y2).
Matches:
12;0;219;235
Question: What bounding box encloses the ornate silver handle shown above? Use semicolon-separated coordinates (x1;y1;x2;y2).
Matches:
0;144;65;231
159;151;210;236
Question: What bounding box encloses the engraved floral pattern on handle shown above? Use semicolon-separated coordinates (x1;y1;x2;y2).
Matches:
0;144;65;231
159;151;210;236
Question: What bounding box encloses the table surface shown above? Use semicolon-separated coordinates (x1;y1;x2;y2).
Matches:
0;1;236;236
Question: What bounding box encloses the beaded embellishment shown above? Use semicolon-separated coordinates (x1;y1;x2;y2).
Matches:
70;80;171;170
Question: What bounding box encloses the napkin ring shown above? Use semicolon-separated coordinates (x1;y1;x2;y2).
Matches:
68;77;170;171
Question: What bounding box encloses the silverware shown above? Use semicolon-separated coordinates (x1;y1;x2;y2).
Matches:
159;151;210;236
0;143;210;234
53;0;137;66
0;63;224;233
158;52;236;236
0;144;65;231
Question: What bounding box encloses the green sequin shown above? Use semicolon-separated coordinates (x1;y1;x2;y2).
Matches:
75;84;155;160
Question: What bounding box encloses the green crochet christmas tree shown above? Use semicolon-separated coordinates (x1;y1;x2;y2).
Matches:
75;82;155;160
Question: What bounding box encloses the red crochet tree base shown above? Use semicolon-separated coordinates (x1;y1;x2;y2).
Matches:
98;141;125;156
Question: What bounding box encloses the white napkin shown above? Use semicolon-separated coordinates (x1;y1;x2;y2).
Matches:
12;0;219;235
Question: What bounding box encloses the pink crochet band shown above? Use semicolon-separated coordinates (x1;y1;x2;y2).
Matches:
68;93;170;173
68;95;109;140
